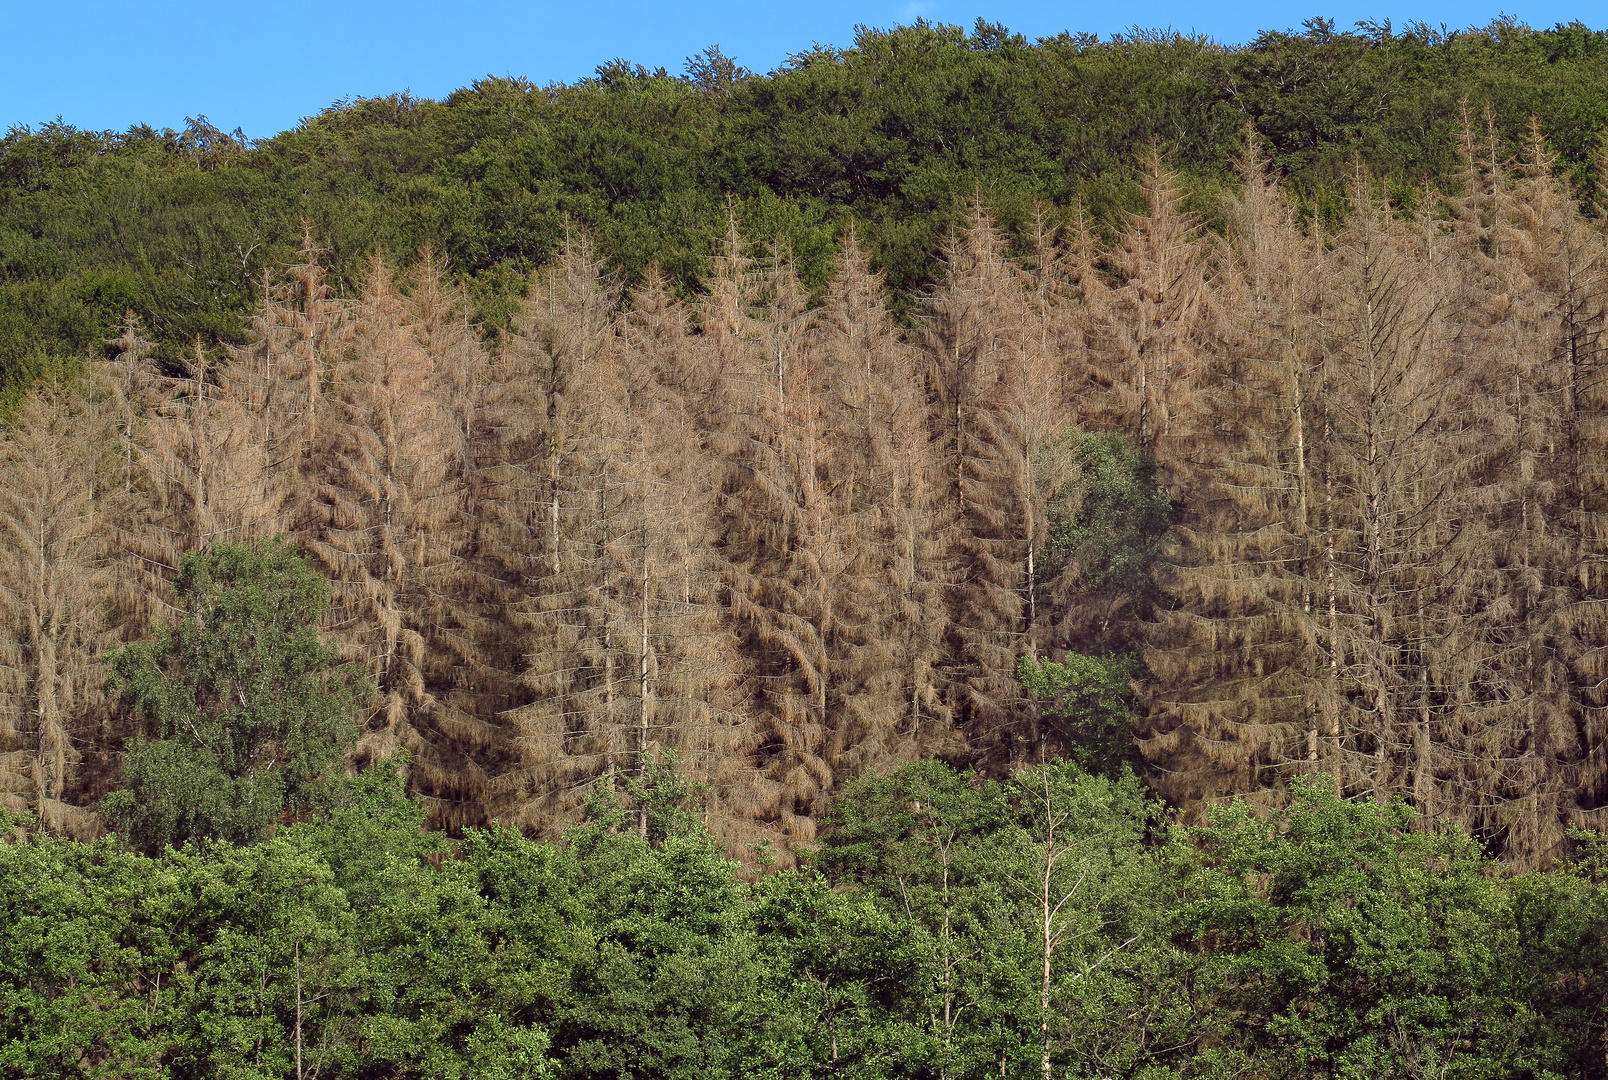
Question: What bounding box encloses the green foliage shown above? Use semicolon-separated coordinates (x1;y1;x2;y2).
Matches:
1564;824;1608;884
1017;651;1141;775
1043;430;1174;604
1;762;561;1079
810;757;1010;893
746;869;913;1075
8;19;1608;391
994;763;1190;1077
0;829;175;1077
161;839;363;1079
4;756;1608;1077
809;760;1197;1077
568;750;707;851
102;539;364;852
1505;836;1608;1078
1184;773;1544;1077
555;826;756;1080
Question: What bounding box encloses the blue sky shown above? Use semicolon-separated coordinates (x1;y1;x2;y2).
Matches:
2;1;1601;139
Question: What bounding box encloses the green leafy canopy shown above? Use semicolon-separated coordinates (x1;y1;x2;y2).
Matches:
101;538;365;852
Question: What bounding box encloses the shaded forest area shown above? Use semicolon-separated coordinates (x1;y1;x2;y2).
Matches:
7;114;1608;868
5;17;1608;400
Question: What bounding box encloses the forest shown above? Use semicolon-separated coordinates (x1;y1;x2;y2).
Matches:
3;539;1604;1076
6;16;1608;394
6;12;1608;1078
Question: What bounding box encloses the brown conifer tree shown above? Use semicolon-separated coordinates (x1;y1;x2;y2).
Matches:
141;338;277;555
611;321;751;842
489;238;748;839
810;230;957;766
227;229;354;532
921;204;1071;765
480;235;630;827
396;251;507;811
1079;145;1210;473
303;255;473;820
104;331;279;642
1492;122;1608;851
0;384;115;835
102;316;168;633
1310;170;1496;817
1138;134;1332;808
1440;115;1574;862
698;230;849;841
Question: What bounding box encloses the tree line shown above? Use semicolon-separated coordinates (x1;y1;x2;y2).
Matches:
5;17;1608;397
5;118;1608;866
6;749;1608;1079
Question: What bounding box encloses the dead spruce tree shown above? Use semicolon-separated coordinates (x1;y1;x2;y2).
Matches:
1488;123;1608;856
101;316;167;634
1139;135;1332;810
0;383;115;835
1079;145;1210;475
696;226;851;842
922;204;1074;766
394;252;507;820
483;235;630;829
810;230;957;768
142;339;277;553
487;238;748;839
236;229;352;511
1294;173;1492;819
1120;135;1608;858
302;256;475;823
608;278;751;843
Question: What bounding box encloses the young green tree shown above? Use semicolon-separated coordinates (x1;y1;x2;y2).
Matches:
102;539;363;852
1186;774;1541;1077
1036;430;1173;658
1016;652;1140;776
553;763;761;1080
811;760;1012;1077
747;867;914;1074
813;758;1194;1079
996;762;1170;1080
0;814;184;1076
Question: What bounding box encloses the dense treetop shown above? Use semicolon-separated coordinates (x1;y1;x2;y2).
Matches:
8;756;1608;1078
4;15;1608;396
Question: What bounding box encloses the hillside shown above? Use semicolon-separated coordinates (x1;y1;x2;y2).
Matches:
3;112;1608;865
9;17;1608;1076
4;17;1608;398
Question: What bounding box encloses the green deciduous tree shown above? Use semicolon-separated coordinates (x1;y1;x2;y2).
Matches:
1037;430;1174;657
1017;652;1140;775
553;766;761;1080
102;538;363;852
995;763;1175;1080
747;868;914;1075
813;759;1195;1079
1185;774;1545;1077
